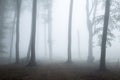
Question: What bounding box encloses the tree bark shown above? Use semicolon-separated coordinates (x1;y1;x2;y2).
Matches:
28;0;37;66
100;0;111;71
67;0;73;63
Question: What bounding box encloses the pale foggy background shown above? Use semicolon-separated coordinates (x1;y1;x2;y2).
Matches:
7;0;120;62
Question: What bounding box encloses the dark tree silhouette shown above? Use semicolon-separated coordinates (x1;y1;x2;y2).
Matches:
67;0;73;63
100;0;111;71
15;0;21;64
28;0;37;66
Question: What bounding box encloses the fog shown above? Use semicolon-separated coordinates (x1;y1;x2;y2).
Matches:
6;0;119;62
0;0;120;79
0;0;119;63
11;0;89;61
19;0;85;60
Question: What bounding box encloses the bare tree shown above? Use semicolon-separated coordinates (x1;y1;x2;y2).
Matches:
100;0;111;71
47;0;53;59
26;39;31;62
77;30;80;58
86;0;98;63
44;22;47;56
67;0;73;63
28;0;37;66
41;0;53;58
10;13;16;63
15;0;21;64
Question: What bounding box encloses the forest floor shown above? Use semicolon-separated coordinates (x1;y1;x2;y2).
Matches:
0;62;120;80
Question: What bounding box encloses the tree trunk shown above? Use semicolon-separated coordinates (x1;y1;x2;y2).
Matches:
28;0;37;66
15;0;21;64
100;0;111;71
87;30;94;63
86;0;98;63
0;0;6;55
44;22;47;56
67;0;73;63
10;14;16;63
26;38;31;62
48;0;53;60
77;30;80;58
86;0;93;63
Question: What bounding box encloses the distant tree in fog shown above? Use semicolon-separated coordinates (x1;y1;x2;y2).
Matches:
0;0;8;55
86;0;98;63
47;0;53;60
10;12;16;63
41;0;53;59
26;39;31;62
77;30;80;58
41;0;47;57
0;0;18;62
67;0;73;63
15;0;21;64
28;0;37;66
100;0;111;71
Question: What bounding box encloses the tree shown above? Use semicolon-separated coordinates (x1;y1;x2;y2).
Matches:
86;0;98;63
77;30;80;58
111;0;120;31
0;0;7;55
100;0;111;71
41;2;47;56
15;0;21;64
0;0;17;63
10;13;16;63
41;0;53;59
93;0;119;48
47;0;53;60
67;0;73;63
28;0;37;66
26;39;31;62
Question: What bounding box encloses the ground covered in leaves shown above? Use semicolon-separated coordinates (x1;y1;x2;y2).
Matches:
0;62;120;80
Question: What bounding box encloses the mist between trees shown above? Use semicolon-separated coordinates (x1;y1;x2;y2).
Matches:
0;0;120;72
